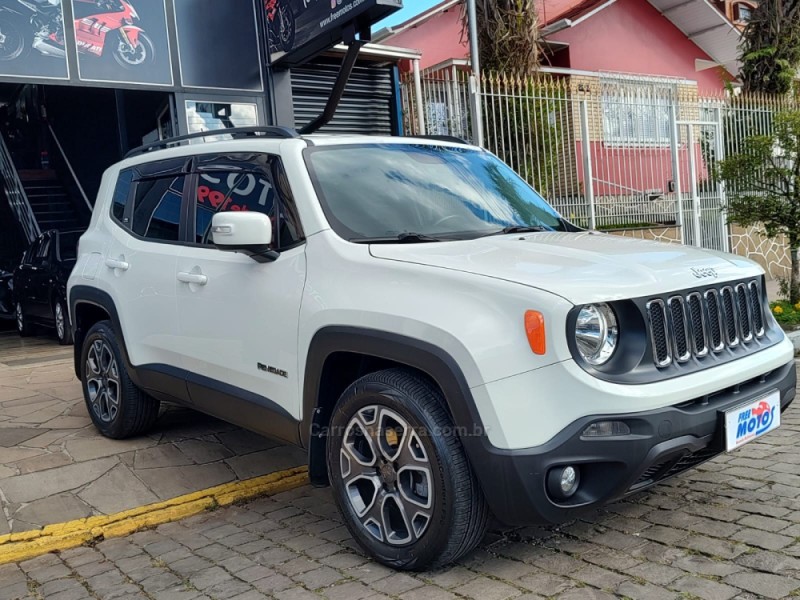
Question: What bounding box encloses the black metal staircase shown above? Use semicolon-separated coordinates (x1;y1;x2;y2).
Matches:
18;169;84;232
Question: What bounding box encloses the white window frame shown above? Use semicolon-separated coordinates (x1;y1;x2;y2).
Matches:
601;76;677;147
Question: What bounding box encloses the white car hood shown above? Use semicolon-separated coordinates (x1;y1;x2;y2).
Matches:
369;231;762;305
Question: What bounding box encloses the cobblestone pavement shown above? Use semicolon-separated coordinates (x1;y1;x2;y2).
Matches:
1;370;799;599
0;333;304;535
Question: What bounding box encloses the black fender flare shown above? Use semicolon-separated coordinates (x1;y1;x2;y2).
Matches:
301;326;495;486
69;285;128;380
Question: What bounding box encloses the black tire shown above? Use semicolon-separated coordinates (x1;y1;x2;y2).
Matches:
54;297;73;345
0;16;30;62
15;301;32;337
112;31;155;69
326;368;488;570
80;320;160;439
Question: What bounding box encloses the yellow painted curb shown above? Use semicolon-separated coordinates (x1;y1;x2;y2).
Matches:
0;466;309;565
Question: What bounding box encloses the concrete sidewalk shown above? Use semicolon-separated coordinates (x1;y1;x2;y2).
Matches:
0;332;305;535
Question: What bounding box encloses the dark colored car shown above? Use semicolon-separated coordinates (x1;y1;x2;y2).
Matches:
14;229;81;344
0;267;14;321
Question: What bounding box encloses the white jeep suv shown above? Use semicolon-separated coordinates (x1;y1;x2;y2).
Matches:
67;128;796;570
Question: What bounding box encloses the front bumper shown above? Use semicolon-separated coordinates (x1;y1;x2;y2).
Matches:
468;359;796;526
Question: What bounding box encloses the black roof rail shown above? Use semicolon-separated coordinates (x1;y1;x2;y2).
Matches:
409;134;471;145
124;126;300;159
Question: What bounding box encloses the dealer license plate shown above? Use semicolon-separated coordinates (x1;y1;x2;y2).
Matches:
724;390;781;451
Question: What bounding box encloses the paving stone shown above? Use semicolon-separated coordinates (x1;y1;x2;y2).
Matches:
670;575;739;600
134;444;195;470
730;527;794;550
78;464;159;514
321;581;374;600
723;571;800;599
517;572;573;596
616;581;679;600
292;565;344;589
555;589;616;600
453;576;520;600
572;564;628;589
174;439;234;463
673;554;744;577
12;493;93;528
735;549;800;575
0;426;43;446
225;446;306;480
625;561;683;585
0;456;118;503
134;463;236;499
400;585;460;600
424;566;479;589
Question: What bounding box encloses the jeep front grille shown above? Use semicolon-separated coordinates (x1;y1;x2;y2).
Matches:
645;280;766;368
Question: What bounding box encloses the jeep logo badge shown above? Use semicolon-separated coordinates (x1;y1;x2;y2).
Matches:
691;267;718;279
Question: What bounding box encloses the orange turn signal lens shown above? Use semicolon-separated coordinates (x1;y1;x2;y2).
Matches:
524;310;546;355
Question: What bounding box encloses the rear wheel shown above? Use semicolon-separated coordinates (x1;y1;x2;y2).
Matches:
16;302;32;337
81;321;160;438
54;298;72;345
0;18;28;61
326;368;488;570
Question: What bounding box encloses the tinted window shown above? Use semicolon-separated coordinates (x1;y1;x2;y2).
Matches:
194;157;303;249
194;171;276;245
305;144;565;241
132;177;185;242
59;232;81;260
36;236;52;264
112;169;134;225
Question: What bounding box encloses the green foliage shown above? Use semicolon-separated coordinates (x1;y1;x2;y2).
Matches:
740;1;800;95
769;300;800;329
717;110;800;303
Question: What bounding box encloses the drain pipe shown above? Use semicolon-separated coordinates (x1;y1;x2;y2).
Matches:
299;26;367;134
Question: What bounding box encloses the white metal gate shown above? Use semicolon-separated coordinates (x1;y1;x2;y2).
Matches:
676;118;728;252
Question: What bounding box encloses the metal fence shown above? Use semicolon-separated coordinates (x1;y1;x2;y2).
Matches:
400;68;792;253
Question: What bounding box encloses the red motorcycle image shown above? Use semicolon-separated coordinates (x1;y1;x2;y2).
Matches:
0;0;154;69
265;0;295;55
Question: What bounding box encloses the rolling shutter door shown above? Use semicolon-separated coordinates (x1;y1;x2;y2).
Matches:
291;58;395;134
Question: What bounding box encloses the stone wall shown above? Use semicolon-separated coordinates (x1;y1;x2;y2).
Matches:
729;224;790;279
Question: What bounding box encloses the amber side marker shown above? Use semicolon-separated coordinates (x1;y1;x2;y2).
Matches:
0;466;309;565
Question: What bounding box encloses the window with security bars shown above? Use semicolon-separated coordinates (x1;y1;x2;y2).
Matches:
601;77;676;145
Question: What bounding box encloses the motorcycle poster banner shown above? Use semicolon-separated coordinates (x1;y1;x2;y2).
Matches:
71;0;172;86
0;0;70;80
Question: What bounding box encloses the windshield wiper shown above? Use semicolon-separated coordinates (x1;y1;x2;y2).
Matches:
482;225;550;237
351;232;444;244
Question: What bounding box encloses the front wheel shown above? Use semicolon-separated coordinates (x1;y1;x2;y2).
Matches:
80;321;160;438
112;31;155;68
327;368;488;570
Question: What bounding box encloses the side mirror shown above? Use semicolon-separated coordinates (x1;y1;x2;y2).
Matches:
211;212;279;263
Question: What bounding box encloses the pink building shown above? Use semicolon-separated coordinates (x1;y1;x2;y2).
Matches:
378;0;742;216
378;0;741;93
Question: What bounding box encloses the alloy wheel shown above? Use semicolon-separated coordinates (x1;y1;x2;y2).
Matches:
55;302;65;340
339;405;434;546
117;39;146;66
15;302;23;332
85;339;120;423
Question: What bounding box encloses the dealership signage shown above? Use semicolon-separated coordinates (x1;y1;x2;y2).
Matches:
266;0;402;66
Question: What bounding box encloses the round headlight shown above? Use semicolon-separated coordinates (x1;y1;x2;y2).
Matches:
575;303;618;366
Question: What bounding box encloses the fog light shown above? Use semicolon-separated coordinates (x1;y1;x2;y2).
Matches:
548;465;580;500
582;420;631;437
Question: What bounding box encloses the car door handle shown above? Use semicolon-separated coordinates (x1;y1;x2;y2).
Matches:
105;258;129;271
177;271;208;285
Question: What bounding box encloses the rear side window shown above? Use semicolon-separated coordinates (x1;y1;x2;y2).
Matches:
112;168;134;224
132;176;185;242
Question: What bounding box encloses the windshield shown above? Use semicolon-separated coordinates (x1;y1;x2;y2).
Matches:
304;144;566;241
